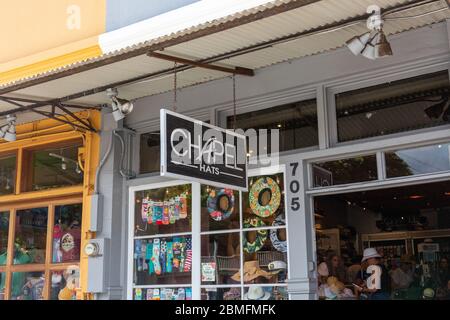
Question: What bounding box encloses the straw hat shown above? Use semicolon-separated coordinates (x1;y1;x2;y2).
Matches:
243;286;271;300
231;261;275;282
361;248;381;262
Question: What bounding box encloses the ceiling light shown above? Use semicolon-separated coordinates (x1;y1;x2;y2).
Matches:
361;33;379;60
61;159;67;171
346;32;371;56
374;30;393;58
409;195;424;200
106;88;134;122
424;97;449;120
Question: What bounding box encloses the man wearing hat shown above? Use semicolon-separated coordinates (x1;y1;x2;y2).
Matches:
354;248;391;300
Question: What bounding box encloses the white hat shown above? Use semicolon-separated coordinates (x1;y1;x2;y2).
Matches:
243;286;271;300
361;248;381;262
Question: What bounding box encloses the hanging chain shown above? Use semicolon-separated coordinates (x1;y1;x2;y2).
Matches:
233;74;237;130
173;62;178;112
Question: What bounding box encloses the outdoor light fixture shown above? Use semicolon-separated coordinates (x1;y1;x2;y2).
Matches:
424;96;449;120
345;9;393;60
0;114;17;142
345;32;372;55
106;88;134;122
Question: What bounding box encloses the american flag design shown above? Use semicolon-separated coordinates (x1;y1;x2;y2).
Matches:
184;237;192;272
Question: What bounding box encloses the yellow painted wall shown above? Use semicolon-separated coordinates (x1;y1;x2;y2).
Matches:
0;0;105;85
0;0;106;64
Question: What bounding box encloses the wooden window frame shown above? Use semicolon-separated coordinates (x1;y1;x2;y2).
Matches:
0;196;82;300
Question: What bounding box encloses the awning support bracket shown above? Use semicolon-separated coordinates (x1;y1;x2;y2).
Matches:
147;51;255;76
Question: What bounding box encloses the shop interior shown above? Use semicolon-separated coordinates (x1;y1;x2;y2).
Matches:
314;181;450;300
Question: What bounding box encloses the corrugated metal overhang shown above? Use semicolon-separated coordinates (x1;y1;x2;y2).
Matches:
0;0;449;124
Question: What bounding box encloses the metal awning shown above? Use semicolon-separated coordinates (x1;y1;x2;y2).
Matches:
0;0;449;126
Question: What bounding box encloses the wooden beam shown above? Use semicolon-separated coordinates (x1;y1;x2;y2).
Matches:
148;52;254;76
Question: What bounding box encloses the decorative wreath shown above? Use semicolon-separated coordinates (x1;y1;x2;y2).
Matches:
270;215;287;253
207;189;235;221
249;177;281;218
243;217;267;253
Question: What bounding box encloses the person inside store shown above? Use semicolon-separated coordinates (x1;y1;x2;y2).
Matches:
346;255;362;284
435;257;450;299
317;252;347;284
389;254;421;299
354;248;391;300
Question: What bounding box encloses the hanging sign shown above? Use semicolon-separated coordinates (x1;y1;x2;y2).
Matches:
160;109;247;191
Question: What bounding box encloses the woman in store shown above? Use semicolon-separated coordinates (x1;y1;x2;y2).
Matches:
317;253;347;284
354;248;391;300
435;257;450;299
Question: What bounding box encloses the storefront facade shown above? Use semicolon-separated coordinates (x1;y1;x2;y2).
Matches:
86;20;450;299
0;111;100;300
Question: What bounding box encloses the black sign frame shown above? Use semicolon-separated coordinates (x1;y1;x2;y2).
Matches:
160;109;248;191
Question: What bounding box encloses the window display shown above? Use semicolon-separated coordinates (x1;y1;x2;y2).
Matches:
50;266;80;300
243;286;288;300
133;287;192;300
130;173;289;300
135;184;191;236
201;186;239;232
14;208;48;265
10;272;45;300
134;236;192;286
0;273;4;300
53;204;82;263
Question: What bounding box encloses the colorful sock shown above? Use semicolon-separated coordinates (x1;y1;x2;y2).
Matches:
134;289;142;300
135;240;142;272
160;240;167;274
185;288;192;300
141;199;148;224
177;288;185;300
172;238;181;271
169;200;176;224
146;289;153;300
141;241;148;271
151;239;161;275
174;197;180;220
179;196;188;219
153;289;160;300
179;237;186;271
184;237;192;272
146;242;154;275
154;202;163;225
166;242;173;273
147;200;153;225
163;202;170;225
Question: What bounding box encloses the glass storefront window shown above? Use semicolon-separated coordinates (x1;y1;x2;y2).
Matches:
201;186;240;232
24;141;83;191
53;204;82;263
242;174;285;228
0;211;9;265
14;208;48;265
133;236;193;286
0;154;16;195
385;143;450;178
227;99;318;153
312;155;378;187
10;271;45;300
49;267;80;300
336;71;450;142
201;287;241;300
201;233;240;285
134;184;192;236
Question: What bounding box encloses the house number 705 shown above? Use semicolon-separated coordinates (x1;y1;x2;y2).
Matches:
289;162;301;212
